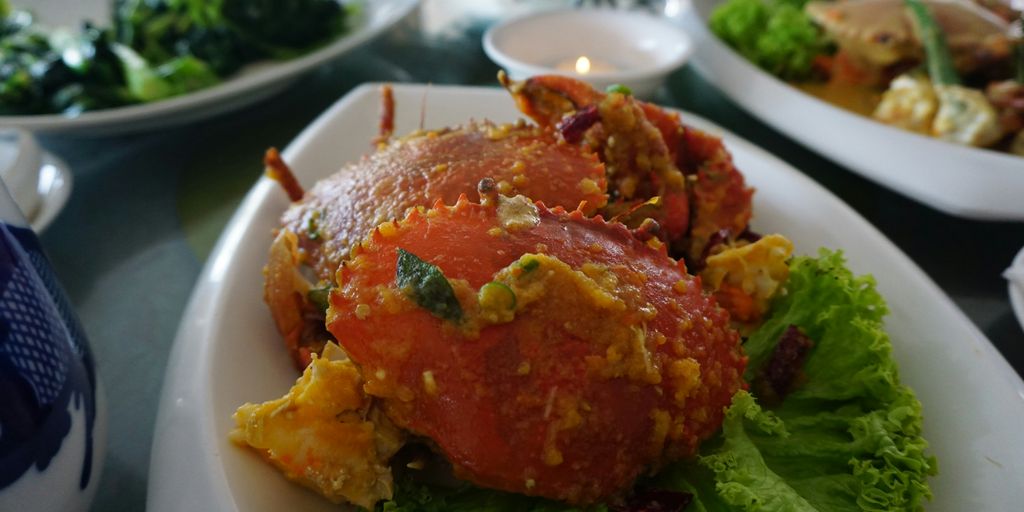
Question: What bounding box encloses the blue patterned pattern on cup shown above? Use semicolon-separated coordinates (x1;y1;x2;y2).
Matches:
0;221;100;499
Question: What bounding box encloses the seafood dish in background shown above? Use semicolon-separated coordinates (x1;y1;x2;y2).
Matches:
0;0;351;115
710;0;1024;155
229;75;936;510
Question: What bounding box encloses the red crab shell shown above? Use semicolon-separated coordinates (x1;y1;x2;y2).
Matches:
327;195;746;504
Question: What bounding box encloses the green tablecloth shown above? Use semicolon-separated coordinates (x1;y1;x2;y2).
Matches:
29;7;1024;512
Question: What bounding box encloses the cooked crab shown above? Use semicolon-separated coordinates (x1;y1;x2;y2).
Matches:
265;97;607;368
325;193;746;504
236;76;791;509
265;77;758;368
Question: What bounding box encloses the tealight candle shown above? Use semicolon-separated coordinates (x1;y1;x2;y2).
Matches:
554;55;618;75
483;8;693;99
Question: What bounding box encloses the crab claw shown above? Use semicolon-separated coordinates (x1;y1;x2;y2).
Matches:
500;71;606;127
501;72;754;263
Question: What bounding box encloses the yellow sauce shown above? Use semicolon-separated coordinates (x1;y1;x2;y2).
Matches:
230;351;403;509
795;82;884;117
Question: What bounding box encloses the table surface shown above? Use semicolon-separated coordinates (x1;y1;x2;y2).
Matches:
25;4;1024;512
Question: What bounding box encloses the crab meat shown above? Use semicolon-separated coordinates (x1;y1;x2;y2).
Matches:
230;344;405;509
700;234;794;328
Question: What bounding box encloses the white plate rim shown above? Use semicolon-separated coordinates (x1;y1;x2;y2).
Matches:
148;83;1024;512
1009;247;1024;330
0;0;419;134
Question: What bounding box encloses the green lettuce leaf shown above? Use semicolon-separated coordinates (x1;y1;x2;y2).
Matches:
709;0;830;80
683;250;937;511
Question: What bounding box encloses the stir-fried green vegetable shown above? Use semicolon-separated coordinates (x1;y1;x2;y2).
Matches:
0;0;349;115
903;0;959;86
709;0;830;81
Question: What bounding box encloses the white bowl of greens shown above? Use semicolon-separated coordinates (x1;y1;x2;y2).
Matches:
0;0;419;135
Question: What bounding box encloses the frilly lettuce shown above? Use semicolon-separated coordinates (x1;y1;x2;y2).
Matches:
709;0;830;80
669;250;937;511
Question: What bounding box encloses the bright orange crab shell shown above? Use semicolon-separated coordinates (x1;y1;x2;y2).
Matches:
281;120;608;284
266;114;608;368
327;194;746;504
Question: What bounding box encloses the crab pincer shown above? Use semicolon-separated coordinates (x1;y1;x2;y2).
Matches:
500;72;755;262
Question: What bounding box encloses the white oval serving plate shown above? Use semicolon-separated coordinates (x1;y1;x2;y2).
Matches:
1009;247;1024;329
0;0;419;136
149;84;1024;511
673;0;1024;221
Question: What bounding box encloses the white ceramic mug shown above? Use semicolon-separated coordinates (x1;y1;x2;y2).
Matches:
0;179;106;512
0;129;44;221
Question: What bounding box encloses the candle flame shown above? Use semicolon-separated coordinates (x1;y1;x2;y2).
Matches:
575;56;591;75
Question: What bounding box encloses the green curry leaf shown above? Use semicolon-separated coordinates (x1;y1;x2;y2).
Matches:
396;248;463;323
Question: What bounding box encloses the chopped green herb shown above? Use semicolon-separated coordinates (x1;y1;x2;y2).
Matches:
519;258;540;273
306;211;322;241
307;284;333;313
396;248;463;322
604;84;632;96
479;282;517;311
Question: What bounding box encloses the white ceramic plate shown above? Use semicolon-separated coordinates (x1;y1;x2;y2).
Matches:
0;0;419;136
149;84;1024;511
1008;247;1024;329
672;0;1024;221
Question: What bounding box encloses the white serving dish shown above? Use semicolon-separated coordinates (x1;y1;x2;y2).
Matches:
1008;247;1024;329
149;84;1024;512
483;8;693;99
673;0;1024;221
0;0;419;136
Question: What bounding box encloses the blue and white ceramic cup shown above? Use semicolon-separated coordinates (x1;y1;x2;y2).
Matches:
0;180;105;510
